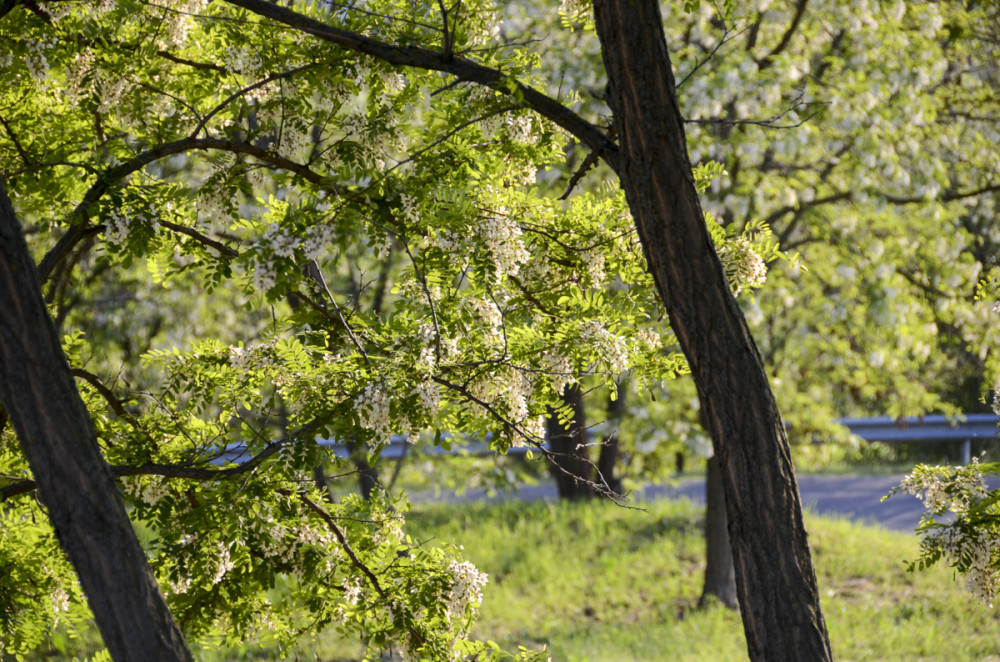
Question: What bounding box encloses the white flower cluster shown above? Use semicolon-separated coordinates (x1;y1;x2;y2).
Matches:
900;462;988;516
263;222;296;258
169;574;193;595
468;297;503;330
519;414;546;448
544;351;575;396
636;328;663;351
467;369;535;439
445;560;488;617
228;343;275;370
95;71;132;114
898;460;999;604
922;525;999;606
105;208;131;246
355;382;392;447
23;35;55;80
121;475;170;506
478;209;530;278
51;586;70;614
581;248;605;285
400;193;419;223
160;1;205;48
213;542;234;584
580;320;629;374
343;577;363;605
303;223;333;260
414;379;440;415
718;236;767;297
504;114;535;144
383;72;406;94
223;44;263;77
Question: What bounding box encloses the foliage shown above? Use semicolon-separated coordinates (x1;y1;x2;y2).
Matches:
507;0;1000;457
0;0;784;657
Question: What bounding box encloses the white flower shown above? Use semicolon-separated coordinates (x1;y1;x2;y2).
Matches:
213;543;234;584
446;560;488;616
717;237;767;296
544;352;575;396
343;578;362;605
478;208;530;278
355;382;392;447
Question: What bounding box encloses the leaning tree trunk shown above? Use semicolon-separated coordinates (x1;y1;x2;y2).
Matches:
546;384;593;500
592;2;833;660
0;180;193;662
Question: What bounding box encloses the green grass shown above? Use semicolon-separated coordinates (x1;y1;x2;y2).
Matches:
399;498;1000;662
28;497;1000;661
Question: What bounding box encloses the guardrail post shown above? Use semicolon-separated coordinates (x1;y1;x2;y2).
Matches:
961;439;971;466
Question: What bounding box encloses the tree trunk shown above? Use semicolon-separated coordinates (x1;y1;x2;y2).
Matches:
546;384;592;500
0;180;193;662
700;456;738;609
591;2;832;660
595;381;626;496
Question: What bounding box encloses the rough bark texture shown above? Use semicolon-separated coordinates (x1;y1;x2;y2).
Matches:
591;2;833;659
546;384;593;500
700;456;738;610
0;180;193;662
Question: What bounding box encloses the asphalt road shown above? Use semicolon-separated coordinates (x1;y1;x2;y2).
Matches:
416;473;952;532
640;473;928;532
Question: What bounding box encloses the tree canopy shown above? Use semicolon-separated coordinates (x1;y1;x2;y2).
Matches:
1;0;997;660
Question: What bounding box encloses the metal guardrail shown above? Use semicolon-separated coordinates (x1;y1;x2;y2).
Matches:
838;414;1000;465
213;414;999;467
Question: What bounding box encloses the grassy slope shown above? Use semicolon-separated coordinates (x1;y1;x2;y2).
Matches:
32;495;1000;661
403;498;1000;662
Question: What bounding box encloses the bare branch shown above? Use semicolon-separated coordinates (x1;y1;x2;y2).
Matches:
303;259;371;363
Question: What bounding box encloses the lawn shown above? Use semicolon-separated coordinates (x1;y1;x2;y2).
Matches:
399;497;1000;662
32;494;1000;661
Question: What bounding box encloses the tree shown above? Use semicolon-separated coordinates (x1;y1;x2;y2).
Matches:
0;180;193;661
0;0;684;658
19;0;987;658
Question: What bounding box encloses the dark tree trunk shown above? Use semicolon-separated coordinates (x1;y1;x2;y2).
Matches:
546;384;592;500
595;381;626;496
700;456;738;610
348;440;381;500
0;180;193;662
591;3;832;660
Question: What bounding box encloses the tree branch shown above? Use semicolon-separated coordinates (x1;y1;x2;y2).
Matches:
191;63;317;138
882;182;1000;205
221;0;619;173
37;137;339;283
759;0;808;68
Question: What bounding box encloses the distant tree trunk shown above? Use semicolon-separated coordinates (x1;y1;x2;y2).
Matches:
592;3;833;659
0;180;193;662
546;384;593;499
700;456;738;609
348;440;381;500
595;381;626;496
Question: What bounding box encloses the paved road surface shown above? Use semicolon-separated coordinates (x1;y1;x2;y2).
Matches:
641;474;928;532
415;474;950;532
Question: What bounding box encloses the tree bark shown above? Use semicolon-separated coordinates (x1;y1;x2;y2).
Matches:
595;381;626;497
700;456;738;610
591;2;832;660
0;180;193;662
546;384;593;500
